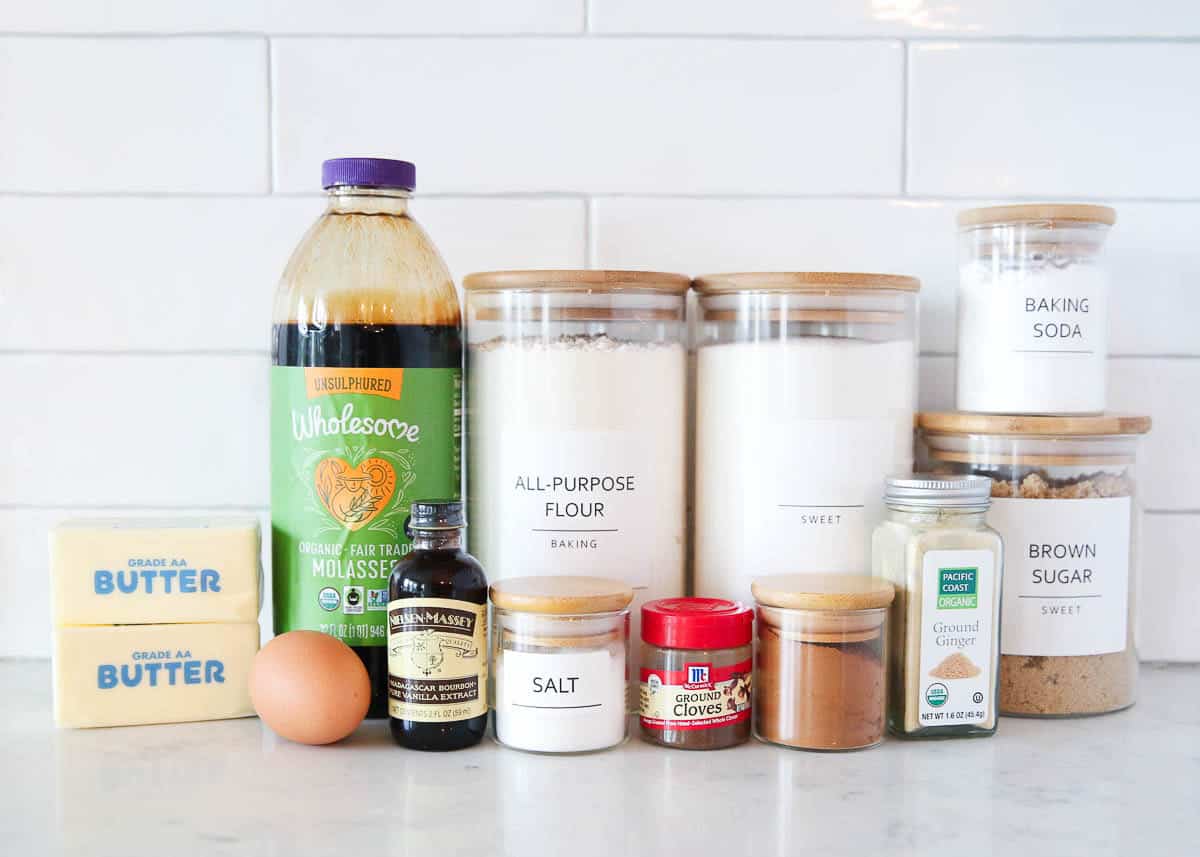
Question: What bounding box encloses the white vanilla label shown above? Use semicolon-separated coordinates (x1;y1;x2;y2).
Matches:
992;497;1131;657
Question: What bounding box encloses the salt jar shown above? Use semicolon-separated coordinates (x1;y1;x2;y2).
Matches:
490;575;632;754
693;272;920;603
464;270;689;642
957;204;1116;414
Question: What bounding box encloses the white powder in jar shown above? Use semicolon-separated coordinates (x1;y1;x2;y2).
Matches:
956;260;1109;414
467;334;687;639
694;337;915;603
493;634;628;753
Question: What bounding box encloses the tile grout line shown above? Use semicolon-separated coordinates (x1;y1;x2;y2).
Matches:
265;36;275;194
4;32;1200;43
899;40;909;195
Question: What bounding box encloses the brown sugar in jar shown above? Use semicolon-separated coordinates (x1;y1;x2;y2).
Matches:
752;575;894;751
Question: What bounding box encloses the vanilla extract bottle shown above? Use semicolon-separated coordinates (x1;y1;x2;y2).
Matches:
387;500;488;751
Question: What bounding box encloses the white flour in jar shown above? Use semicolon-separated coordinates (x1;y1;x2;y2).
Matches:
467;334;686;631
694;337;915;603
956;261;1109;414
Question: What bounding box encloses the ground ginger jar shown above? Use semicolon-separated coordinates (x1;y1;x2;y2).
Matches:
873;475;1002;739
920;412;1152;717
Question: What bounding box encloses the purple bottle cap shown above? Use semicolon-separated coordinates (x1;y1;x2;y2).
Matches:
321;157;415;191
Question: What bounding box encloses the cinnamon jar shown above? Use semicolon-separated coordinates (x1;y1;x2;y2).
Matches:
752;574;894;751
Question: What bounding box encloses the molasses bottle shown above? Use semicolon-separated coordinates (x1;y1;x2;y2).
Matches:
271;158;462;718
387;500;488;750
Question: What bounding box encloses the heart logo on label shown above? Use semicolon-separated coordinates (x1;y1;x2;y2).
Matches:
314;457;397;530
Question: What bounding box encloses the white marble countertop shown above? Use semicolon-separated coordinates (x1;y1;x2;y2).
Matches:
3;661;1197;857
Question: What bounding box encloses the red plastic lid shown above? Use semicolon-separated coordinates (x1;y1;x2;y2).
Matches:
641;598;753;650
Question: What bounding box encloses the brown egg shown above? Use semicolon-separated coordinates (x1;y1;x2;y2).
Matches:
250;630;371;745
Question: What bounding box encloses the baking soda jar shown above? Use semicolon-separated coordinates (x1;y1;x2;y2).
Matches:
692;272;920;603
271;158;461;718
464;270;689;644
956;204;1116;414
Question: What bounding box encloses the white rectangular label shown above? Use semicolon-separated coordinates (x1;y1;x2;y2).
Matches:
918;549;996;727
495;648;627;753
992;497;1131;656
754;416;909;573
492;429;681;588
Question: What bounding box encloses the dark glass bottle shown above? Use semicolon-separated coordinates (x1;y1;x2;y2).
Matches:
387;500;488;750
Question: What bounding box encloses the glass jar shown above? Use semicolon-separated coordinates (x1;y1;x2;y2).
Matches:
489;575;632;754
751;574;894;751
271;157;461;718
920;412;1152;717
638;598;753;750
957;204;1116;414
872;475;1003;739
464;271;688;646
692;273;919;604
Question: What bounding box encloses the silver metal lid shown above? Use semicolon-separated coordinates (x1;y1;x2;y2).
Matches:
884;474;992;508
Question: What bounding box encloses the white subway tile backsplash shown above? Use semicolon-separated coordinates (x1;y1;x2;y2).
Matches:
908;43;1200;199
0;196;584;352
3;354;268;507
273;38;902;195
1111;359;1200;513
594;198;956;348
1139;514;1200;662
4;1;582;35
0;508;270;659
0;38;268;193
590;0;1200;38
594;198;1200;356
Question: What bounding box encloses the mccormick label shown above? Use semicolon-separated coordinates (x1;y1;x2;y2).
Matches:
270;366;461;647
639;659;752;731
386;597;487;722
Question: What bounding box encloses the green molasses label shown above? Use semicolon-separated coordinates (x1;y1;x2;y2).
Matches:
270;366;461;646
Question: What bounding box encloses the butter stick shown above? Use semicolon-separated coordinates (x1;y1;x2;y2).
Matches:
50;518;261;625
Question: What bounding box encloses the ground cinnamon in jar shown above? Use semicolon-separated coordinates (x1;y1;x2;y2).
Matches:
752;575;894;751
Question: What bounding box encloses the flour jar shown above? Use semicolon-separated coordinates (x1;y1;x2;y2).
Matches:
957;204;1116;414
692;272;919;603
919;412;1152;717
490;576;632;754
464;270;689;640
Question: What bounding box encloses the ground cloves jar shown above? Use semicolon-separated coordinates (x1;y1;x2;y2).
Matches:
490;576;632;754
639;598;754;750
751;575;894;751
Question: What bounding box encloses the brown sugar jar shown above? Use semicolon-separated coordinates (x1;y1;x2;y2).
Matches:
752;574;894;751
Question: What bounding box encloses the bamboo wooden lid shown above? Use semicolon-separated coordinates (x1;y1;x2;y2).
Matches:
751;574;895;611
693;272;920;294
463;269;689;295
957;204;1116;228
919;412;1151;437
490;575;634;615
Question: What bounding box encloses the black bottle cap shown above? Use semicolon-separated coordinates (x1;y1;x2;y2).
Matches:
408;499;465;531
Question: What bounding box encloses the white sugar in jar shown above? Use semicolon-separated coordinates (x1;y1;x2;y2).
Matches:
490;576;632;754
692;272;919;604
957;204;1116;415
